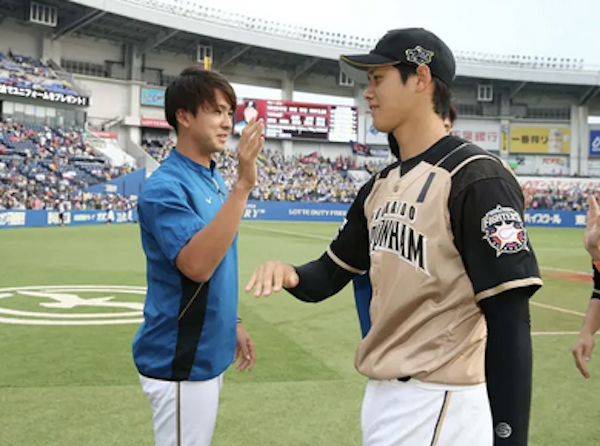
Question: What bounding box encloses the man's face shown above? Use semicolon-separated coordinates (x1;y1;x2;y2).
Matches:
185;89;233;154
363;66;418;133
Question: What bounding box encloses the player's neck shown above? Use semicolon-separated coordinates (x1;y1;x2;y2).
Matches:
176;135;213;168
393;115;448;162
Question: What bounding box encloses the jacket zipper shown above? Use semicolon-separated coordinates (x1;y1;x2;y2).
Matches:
212;176;225;204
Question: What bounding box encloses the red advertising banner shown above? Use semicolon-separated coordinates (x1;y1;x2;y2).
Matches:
90;131;118;139
140;118;172;129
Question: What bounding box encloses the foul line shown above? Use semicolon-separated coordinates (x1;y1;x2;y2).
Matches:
530;301;586;317
540;265;590;275
531;331;579;336
241;223;332;241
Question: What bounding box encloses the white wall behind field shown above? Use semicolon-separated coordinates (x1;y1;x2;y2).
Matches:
0;19;42;58
144;51;193;78
139;105;166;120
513;90;581;109
75;75;131;122
61;36;123;65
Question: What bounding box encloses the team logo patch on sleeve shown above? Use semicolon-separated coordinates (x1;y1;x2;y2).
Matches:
481;205;529;257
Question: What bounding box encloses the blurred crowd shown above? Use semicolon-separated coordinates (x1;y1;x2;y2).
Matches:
141;141;600;209
523;183;600;211
216;149;366;203
0;50;80;97
142;140;389;203
142;137;172;163
5;124;600;211
0;120;133;210
1;190;135;212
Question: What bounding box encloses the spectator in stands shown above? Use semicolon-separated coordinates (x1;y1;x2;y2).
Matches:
57;198;67;226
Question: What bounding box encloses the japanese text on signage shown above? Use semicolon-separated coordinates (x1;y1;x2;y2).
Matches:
0;84;88;106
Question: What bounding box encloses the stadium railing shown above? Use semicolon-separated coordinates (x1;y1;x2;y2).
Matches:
123;0;591;72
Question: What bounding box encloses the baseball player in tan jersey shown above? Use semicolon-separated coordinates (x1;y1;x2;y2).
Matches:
246;28;542;446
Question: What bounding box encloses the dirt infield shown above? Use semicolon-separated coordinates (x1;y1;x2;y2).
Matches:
543;271;592;283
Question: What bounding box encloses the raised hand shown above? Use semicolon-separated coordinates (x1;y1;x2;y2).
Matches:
236;117;265;192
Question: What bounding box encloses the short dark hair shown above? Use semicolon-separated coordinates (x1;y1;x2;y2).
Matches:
165;65;237;133
447;102;457;124
396;64;452;121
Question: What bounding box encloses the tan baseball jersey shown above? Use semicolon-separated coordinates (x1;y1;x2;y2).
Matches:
328;135;543;385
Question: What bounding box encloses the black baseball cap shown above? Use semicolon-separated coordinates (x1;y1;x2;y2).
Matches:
340;28;456;86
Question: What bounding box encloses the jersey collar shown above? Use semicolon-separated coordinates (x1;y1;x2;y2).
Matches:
399;135;453;176
170;148;217;176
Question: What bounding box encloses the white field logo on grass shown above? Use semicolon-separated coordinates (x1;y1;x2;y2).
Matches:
0;285;145;325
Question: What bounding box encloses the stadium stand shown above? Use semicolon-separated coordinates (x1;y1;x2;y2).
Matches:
524;183;600;211
141;137;173;164
4;120;595;210
138;139;597;209
217;149;362;204
0;50;82;98
140;138;388;203
0;120;132;210
0;1;597;218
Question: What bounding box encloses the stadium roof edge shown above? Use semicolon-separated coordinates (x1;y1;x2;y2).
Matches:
68;0;600;87
69;0;345;58
457;64;600;86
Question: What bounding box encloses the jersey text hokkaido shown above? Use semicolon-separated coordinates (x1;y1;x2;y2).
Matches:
133;149;238;382
329;135;542;385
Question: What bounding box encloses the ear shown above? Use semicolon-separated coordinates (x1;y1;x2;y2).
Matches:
175;109;191;131
415;64;433;93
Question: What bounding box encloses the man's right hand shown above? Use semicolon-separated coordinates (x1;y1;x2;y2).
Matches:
235;117;265;193
245;261;300;297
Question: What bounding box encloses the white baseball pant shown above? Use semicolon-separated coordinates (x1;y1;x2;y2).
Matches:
139;373;224;446
361;378;493;446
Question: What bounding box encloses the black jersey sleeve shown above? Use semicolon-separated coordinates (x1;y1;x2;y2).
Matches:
285;253;356;303
592;261;600;300
327;175;375;274
449;160;543;302
480;288;533;446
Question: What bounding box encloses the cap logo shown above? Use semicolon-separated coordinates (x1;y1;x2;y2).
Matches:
405;46;434;65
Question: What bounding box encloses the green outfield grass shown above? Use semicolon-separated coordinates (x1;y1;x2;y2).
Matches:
0;222;598;446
